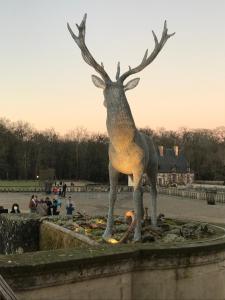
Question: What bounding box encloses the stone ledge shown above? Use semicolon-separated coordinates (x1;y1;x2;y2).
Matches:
1;227;225;291
40;221;99;251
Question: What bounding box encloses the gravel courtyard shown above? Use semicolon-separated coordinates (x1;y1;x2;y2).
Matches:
0;191;225;224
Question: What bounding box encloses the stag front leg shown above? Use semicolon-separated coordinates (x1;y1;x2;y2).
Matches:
133;171;144;242
103;162;119;240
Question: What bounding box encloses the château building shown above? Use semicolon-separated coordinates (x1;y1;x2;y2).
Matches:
128;145;194;187
157;145;194;186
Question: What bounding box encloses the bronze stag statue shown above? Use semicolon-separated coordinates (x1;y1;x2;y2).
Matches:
67;14;175;241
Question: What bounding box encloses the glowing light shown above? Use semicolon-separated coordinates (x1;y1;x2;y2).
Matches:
125;210;135;218
96;219;105;224
84;228;92;235
107;238;119;244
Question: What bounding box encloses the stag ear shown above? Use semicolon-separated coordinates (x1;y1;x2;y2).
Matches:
91;75;106;89
124;78;140;91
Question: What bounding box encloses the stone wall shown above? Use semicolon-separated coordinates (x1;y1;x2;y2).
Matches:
0;214;40;255
1;231;225;300
40;221;98;251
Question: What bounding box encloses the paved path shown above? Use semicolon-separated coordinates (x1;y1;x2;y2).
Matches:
0;192;225;224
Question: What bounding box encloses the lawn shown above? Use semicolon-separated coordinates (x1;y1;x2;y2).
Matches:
0;180;40;187
0;180;95;187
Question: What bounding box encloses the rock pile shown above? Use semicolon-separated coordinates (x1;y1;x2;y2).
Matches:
47;212;215;245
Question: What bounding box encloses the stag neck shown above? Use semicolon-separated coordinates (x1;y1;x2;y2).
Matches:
106;95;136;149
107;121;136;151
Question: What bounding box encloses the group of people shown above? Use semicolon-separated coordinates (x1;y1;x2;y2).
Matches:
29;195;60;216
29;194;75;216
0;203;21;214
52;183;67;197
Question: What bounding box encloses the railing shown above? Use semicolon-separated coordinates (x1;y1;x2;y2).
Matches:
0;185;131;193
157;186;225;203
0;186;44;193
0;275;18;300
69;185;132;193
0;184;225;203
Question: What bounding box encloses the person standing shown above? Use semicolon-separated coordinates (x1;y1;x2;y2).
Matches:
10;203;21;213
66;203;74;215
52;198;59;215
45;197;53;216
56;195;62;208
36;199;48;216
29;195;36;213
62;183;67;197
66;195;75;215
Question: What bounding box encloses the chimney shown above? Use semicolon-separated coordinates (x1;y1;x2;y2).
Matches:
158;145;164;157
173;145;179;156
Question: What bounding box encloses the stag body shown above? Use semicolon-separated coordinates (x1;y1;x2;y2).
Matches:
103;84;158;241
67;14;174;241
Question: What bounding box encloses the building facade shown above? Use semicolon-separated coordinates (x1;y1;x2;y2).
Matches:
128;145;194;187
157;145;194;186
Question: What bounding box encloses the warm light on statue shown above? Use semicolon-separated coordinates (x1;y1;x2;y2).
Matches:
68;14;175;242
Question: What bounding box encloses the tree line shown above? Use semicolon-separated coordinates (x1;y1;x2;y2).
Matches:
0;118;224;182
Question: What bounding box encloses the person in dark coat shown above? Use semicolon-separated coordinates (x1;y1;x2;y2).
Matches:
66;203;74;215
62;183;67;197
45;197;53;216
52;198;59;215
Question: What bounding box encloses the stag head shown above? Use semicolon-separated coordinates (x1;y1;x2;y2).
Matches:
67;14;175;107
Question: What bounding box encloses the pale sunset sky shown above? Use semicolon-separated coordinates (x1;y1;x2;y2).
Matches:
0;0;224;134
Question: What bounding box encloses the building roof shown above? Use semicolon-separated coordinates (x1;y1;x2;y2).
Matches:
158;148;190;173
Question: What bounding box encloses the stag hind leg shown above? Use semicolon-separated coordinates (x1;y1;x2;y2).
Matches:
103;163;119;240
132;170;144;242
146;166;158;227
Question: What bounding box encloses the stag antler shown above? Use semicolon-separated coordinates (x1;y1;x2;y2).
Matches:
119;21;175;82
67;14;111;83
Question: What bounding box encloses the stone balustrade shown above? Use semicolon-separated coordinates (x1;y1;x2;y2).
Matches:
157;186;225;203
0;184;225;203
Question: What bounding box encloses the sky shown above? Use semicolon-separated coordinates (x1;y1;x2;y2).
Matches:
0;0;224;135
